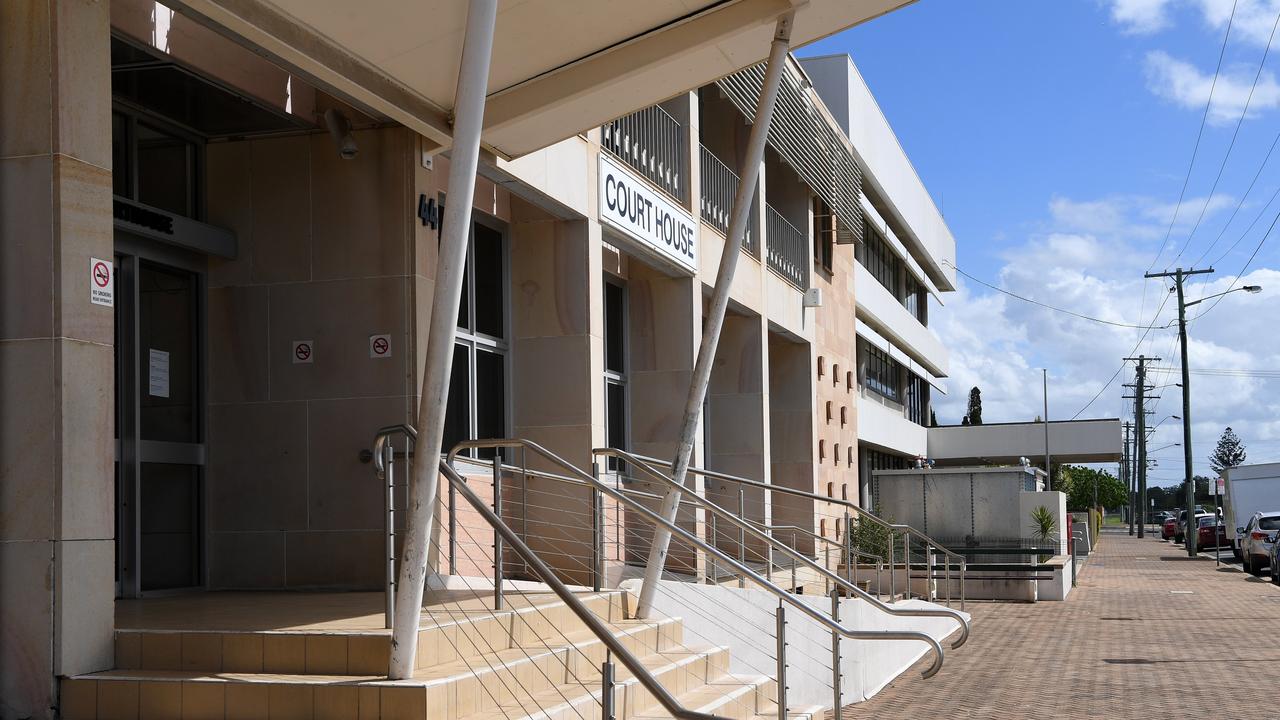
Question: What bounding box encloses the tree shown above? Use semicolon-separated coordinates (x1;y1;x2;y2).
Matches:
967;387;983;425
1060;464;1126;511
961;414;970;426
1209;427;1247;475
929;409;938;427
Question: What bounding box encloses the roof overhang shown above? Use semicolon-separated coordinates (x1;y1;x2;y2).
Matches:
927;419;1124;467
166;0;914;158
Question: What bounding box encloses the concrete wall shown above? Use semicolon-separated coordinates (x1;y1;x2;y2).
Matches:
854;263;948;378
875;467;1046;540
623;578;968;708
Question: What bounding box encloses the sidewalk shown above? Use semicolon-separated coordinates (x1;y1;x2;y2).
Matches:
836;529;1280;719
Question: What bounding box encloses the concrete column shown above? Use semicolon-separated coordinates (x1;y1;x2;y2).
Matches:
768;334;817;556
0;1;115;717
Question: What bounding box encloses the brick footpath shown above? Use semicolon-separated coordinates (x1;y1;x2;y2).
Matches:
835;529;1280;719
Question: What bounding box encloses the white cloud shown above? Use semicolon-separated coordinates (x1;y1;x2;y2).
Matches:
1107;0;1280;44
1108;0;1177;33
934;196;1280;480
1144;49;1280;123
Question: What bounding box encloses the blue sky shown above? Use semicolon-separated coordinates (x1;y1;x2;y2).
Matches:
799;0;1280;483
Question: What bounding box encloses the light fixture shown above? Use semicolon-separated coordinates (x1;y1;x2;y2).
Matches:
324;108;358;160
1244;285;1262;293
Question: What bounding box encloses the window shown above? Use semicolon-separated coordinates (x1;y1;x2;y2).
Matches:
812;197;835;272
443;217;508;459
111;109;200;218
903;274;927;324
604;279;628;471
865;346;900;402
905;374;929;426
857;220;899;297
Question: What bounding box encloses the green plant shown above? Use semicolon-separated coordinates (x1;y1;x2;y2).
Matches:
1029;505;1057;561
849;505;897;564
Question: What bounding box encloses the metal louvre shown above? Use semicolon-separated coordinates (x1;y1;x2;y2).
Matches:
716;60;864;245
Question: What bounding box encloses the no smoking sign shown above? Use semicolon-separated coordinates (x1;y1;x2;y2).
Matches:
292;340;314;364
369;334;392;359
90;257;114;307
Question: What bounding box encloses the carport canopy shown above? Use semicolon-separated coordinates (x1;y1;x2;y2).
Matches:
167;0;912;158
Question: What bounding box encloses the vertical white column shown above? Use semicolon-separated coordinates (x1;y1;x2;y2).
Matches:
635;12;795;619
389;0;498;679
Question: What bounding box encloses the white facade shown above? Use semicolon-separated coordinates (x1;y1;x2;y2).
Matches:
800;54;957;490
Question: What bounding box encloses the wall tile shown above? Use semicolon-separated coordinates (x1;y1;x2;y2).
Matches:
205;141;254;288
513;334;592;428
310;129;409;281
0;0;52;159
267;277;410;402
207;402;308;531
56;339;114;540
207;286;269;404
306;396;412;531
53;156;114;345
0;156;54;340
0;340;56;541
52;0;111;169
208;532;286;589
250;136;311;284
284;531;382;589
0;540;54;719
55;539;114;675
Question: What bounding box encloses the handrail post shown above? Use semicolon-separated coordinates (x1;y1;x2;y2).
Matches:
708;514;718;585
945;548;952;608
843;510;853;586
776;600;787;720
602;650;616;720
926;544;935;602
888;533;895;601
831;588;842;717
493;451;504;610
383;439;396;630
738;488;747;589
790;530;797;591
961;558;967;611
592;462;603;593
448;479;457;573
902;533;910;599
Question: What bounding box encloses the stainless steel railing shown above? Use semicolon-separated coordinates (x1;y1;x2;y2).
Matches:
446;437;949;720
617;450;968;611
699;144;757;255
371;424;416;629
595;448;969;649
601;104;686;202
765;203;809;290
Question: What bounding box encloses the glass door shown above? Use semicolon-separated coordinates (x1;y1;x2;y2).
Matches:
115;242;206;596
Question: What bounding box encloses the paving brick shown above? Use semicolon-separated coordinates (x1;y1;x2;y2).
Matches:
835;529;1280;719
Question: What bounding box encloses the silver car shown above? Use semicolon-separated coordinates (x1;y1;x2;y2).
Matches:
1239;511;1280;576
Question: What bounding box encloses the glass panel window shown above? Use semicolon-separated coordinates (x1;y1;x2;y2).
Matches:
866;346;900;402
859;220;899;297
812;197;835;273
136;122;193;216
905;374;929;426
443;215;509;459
603;279;628;471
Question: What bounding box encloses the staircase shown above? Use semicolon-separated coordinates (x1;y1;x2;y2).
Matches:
59;590;821;720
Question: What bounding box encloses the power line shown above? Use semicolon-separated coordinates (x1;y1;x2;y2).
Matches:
1069;291;1176;420
1172;5;1280;267
1190;200;1280;320
944;260;1170;329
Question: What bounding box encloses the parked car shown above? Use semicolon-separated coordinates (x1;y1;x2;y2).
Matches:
1196;515;1227;549
1239;511;1280;575
1268;534;1280;585
1162;516;1178;540
1174;510;1211;544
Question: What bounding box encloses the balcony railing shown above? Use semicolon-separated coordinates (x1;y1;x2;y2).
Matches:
698;144;756;255
766;204;809;290
601;105;685;202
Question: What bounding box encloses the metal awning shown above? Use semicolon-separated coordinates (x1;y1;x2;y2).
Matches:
166;0;912;158
716;55;865;245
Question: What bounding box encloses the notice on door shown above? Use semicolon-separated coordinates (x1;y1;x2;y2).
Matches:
148;349;170;398
90;257;114;307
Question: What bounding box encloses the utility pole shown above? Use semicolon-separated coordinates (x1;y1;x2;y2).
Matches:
1146;267;1213;557
1042;369;1051;490
1123;421;1133;535
1124;356;1159;538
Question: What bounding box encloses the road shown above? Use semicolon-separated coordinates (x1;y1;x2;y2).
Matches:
835;529;1280;719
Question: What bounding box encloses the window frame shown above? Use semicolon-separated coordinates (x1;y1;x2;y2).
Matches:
865;346;901;402
603;275;630;472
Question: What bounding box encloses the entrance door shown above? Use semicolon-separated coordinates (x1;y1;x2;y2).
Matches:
115;238;206;596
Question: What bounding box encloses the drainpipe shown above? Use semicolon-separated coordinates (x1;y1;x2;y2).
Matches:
635;11;795;619
389;0;498;680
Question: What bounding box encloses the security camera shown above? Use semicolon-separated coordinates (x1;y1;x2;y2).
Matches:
323;108;358;160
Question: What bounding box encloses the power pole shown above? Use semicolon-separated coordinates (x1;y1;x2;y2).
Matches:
1042;369;1051;490
1146;267;1213;556
1124;356;1159;538
1124;421;1133;535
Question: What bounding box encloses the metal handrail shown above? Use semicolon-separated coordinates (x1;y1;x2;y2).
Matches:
596;447;969;651
435;457;723;720
764;203;808;290
372;424;417;629
449;438;948;678
620;450;968;609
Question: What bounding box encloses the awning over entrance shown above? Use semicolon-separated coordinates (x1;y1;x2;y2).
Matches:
927;418;1124;467
166;0;912;157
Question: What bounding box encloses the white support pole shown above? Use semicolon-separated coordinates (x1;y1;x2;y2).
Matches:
388;0;498;680
635;11;795;619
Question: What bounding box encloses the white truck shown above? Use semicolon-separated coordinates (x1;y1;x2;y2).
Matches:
1223;462;1280;559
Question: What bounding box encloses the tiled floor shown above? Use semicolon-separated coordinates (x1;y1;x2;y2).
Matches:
834;528;1280;719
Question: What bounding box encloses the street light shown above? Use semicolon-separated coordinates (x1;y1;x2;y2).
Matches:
1149;442;1181;454
1147;415;1180;433
1146;265;1263;556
